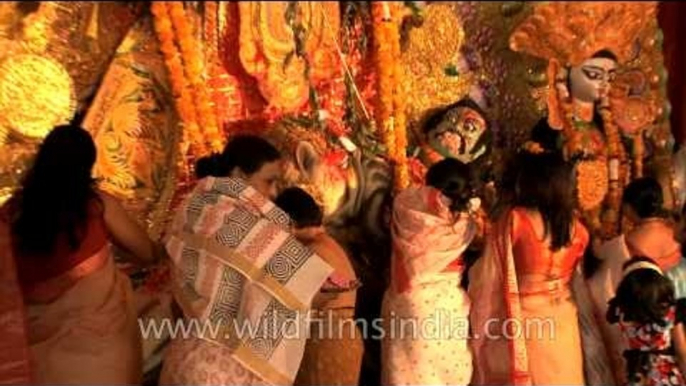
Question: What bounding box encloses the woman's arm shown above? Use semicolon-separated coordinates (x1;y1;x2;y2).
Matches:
672;323;686;376
99;191;160;266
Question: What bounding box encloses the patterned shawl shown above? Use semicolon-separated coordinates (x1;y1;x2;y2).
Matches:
165;177;333;385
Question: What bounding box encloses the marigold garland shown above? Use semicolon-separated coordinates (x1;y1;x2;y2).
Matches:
372;2;409;191
203;1;219;65
151;2;202;163
372;3;396;159
168;2;223;154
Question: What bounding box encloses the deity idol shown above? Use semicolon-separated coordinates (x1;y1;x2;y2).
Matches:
510;2;657;239
421;97;493;190
419;97;493;253
423;98;490;163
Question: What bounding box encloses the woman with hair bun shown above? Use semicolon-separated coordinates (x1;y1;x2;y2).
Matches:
161;135;333;386
194;134;283;199
381;158;481;385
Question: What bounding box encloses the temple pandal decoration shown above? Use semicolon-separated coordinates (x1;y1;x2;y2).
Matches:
0;1;676;233
238;1;340;113
0;3;679;377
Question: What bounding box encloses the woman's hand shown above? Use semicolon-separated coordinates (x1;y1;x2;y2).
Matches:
99;191;158;267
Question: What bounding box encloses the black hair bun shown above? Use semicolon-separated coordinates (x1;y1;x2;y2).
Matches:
195;153;225;179
426;158;474;213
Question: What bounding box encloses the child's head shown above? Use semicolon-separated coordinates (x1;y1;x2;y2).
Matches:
275;187;323;229
607;256;675;326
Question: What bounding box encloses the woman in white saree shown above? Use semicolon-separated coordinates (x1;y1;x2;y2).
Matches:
381;159;480;385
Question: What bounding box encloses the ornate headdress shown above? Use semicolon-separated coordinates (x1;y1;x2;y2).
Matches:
509;2;657;131
509;2;656;66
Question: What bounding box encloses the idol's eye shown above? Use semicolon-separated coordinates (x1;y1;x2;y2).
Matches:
582;67;603;80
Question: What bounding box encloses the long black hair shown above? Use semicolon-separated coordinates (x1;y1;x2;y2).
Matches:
425;158;475;213
10;125;99;256
512;151;576;251
607;256;675;326
195;134;281;179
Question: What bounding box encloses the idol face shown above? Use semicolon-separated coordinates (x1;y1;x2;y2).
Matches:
427;106;488;164
569;57;618;103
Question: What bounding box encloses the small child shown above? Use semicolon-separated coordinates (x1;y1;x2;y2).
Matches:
274;187;360;296
274;187;362;386
607;256;686;386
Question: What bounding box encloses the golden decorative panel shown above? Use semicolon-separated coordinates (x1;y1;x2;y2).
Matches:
0;2;142;110
0;54;75;139
402;2;543;153
83;17;180;238
238;1;340;112
401;3;470;124
0;1;143;204
510;2;656;67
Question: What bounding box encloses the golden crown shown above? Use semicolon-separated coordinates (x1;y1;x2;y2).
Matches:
510;2;657;66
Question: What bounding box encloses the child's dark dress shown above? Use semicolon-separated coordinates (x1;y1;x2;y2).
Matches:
619;306;685;386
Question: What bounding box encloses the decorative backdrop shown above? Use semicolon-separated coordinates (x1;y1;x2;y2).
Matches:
0;2;680;384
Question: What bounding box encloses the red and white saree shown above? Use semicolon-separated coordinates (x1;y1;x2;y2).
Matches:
381;186;476;385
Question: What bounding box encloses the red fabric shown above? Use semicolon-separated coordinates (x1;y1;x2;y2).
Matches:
659;2;686;145
0;200;108;292
0;222;32;384
511;208;589;283
442;258;465;273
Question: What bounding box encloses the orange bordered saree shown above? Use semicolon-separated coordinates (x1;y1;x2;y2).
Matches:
468;209;615;385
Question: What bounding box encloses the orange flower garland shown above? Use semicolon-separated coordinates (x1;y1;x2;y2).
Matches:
598;106;626;237
151;2;202;160
168;2;223;154
372;2;409;191
372;3;396;159
203;1;219;65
